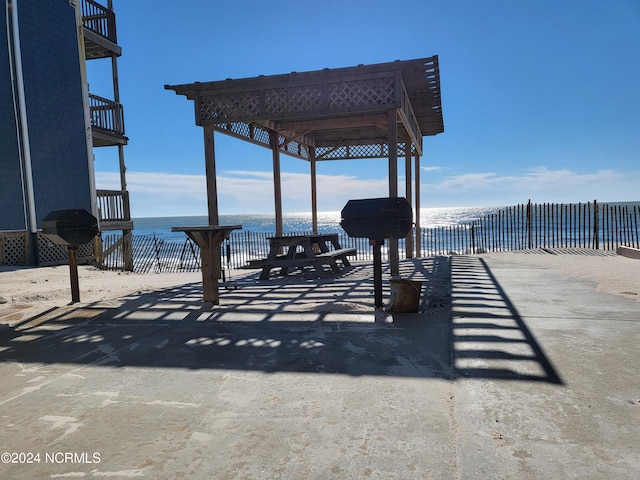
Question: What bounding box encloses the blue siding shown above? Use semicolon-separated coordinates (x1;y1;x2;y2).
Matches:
20;0;92;226
0;4;27;231
0;0;92;232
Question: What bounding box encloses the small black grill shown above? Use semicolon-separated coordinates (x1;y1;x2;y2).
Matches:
340;197;412;241
42;209;98;246
341;197;413;308
42;209;98;303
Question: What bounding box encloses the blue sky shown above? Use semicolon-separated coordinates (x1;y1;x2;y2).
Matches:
89;0;640;217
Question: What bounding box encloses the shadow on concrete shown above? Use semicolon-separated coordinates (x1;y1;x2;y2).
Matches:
451;256;563;384
0;256;561;383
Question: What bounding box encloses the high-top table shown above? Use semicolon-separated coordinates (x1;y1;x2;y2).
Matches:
171;225;242;304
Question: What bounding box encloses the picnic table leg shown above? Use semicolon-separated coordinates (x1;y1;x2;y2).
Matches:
279;245;298;276
259;266;271;280
339;254;352;267
303;242;327;275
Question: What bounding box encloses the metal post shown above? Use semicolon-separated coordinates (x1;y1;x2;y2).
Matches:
67;246;80;303
371;239;384;308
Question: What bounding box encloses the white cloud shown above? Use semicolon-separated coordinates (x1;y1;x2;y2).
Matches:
421;166;445;173
422;167;640;206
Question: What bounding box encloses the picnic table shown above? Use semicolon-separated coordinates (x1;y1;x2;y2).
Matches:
171;225;242;304
259;233;356;280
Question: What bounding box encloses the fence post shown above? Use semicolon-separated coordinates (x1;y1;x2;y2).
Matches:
526;199;532;249
470;223;476;254
593;200;599;249
153;233;162;272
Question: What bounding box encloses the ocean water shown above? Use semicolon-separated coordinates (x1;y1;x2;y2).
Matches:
132;206;504;242
118;201;640;271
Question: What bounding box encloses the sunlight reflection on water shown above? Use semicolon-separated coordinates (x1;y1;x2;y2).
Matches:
132;206;504;242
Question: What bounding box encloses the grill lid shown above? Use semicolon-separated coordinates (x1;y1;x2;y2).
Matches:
340;197;412;240
42;209;98;246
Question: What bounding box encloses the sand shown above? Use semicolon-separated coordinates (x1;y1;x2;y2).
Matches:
1;249;638;317
0;265;202;310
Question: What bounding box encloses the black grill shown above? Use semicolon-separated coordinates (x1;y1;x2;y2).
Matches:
42;209;98;246
42;209;99;304
340;197;412;241
340;197;413;308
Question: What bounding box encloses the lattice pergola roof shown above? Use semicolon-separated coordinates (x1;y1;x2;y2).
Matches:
165;56;444;161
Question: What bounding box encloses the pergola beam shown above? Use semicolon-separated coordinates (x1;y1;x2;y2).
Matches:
276;113;388;133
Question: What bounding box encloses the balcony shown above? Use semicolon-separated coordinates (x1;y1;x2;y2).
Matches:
96;189;133;231
89;93;128;146
81;0;121;59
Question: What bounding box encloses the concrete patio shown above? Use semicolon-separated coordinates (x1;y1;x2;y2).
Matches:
1;251;639;479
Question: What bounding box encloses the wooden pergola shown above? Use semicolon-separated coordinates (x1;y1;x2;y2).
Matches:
165;56;444;274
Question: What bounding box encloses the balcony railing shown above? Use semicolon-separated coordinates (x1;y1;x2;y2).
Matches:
89;93;125;136
81;0;117;44
96;189;130;224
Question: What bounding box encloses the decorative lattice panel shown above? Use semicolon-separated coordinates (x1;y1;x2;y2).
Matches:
315;142;418;160
37;234;95;266
200;76;396;124
328;78;394;109
227;122;250;137
280;136;310;159
200;91;260;121
37;235;69;264
216;122;273;147
264;85;324;114
252;124;271;144
0;233;26;266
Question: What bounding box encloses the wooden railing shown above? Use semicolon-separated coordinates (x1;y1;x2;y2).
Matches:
89;93;125;136
81;0;117;44
96;189;130;223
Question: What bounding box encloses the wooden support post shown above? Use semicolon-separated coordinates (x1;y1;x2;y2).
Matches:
201;232;219;304
270;130;283;236
310;147;318;234
387;109;399;275
204;125;219;225
414;152;421;257
405;143;414;258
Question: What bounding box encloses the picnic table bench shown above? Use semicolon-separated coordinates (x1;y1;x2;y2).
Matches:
259;233;356;280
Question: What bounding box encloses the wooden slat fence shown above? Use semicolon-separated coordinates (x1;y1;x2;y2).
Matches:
97;200;640;273
101;233;200;273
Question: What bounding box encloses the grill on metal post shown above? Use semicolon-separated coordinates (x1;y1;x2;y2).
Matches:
340;197;413;308
42;209;99;303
